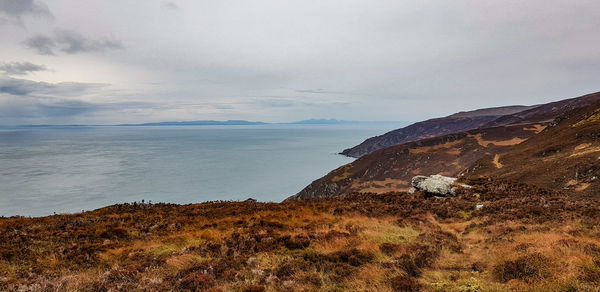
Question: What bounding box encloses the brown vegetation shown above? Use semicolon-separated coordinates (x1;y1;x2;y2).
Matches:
465;100;600;196
2;180;600;291
291;123;542;200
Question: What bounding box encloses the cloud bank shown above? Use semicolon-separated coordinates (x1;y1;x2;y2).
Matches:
0;62;47;75
1;0;600;125
24;30;123;55
0;0;53;24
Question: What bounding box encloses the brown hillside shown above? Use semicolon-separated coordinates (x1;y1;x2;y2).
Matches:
340;105;534;158
464;101;600;196
483;92;600;127
289;122;545;200
4;182;600;291
342;92;600;158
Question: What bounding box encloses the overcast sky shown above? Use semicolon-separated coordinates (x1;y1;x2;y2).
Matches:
1;0;600;125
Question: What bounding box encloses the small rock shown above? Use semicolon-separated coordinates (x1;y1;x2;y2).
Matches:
475;204;484;210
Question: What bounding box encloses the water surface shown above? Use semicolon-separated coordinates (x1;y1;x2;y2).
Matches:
0;124;404;217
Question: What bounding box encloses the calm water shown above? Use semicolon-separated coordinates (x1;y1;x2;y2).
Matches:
0;124;403;217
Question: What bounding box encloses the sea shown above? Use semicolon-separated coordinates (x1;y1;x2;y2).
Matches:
0;123;405;217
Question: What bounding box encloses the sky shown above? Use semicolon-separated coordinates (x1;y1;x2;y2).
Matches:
1;0;600;125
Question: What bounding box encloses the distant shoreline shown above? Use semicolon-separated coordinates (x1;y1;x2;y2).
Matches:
1;119;408;128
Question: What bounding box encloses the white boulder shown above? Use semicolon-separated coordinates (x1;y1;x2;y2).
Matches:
411;174;462;196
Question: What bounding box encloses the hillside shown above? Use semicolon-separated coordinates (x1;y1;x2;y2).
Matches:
339;105;533;158
482;92;600;127
463;100;600;196
342;92;600;158
3;181;600;291
294;92;600;200
289;122;546;200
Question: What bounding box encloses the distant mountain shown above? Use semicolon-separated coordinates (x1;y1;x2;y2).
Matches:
117;120;267;126
289;119;350;124
288;119;403;125
114;119;401;126
340;105;535;158
289;91;600;200
463;97;600;196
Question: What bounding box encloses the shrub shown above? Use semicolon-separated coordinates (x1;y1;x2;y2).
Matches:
242;284;265;292
283;235;310;250
493;253;551;282
578;260;600;283
380;242;402;256
327;248;375;266
179;273;215;291
390;275;420;292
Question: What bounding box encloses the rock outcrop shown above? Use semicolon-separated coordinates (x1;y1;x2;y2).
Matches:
410;175;458;196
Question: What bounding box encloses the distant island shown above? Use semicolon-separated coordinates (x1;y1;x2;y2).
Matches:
116;119;404;126
116;120;268;126
12;119;406;127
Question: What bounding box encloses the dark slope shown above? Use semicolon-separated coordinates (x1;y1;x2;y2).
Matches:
340;105;533;158
288;122;545;200
463;100;600;196
483;92;600;127
342;92;600;158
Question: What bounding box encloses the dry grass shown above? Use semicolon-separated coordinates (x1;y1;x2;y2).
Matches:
2;181;600;291
472;134;528;147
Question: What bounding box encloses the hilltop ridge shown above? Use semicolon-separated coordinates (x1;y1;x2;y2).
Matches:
341;93;600;158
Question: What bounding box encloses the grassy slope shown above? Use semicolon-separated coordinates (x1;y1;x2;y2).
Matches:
464;101;600;196
2;181;600;291
290;122;545;200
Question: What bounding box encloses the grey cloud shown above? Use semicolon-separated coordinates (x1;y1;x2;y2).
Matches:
0;77;108;97
36;100;97;117
295;89;343;94
0;62;47;75
0;0;53;24
0;76;155;124
23;35;55;55
4;1;600;124
162;1;178;10
55;30;123;54
24;30;124;55
0;97;156;124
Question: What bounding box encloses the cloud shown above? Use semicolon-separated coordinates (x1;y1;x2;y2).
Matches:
0;0;53;23
0;76;157;124
295;89;343;94
0;62;47;75
24;30;124;55
55;30;123;54
23;35;56;55
0;76;108;97
4;1;600;124
162;1;178;10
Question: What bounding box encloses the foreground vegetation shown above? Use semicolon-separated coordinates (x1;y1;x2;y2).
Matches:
2;180;600;291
